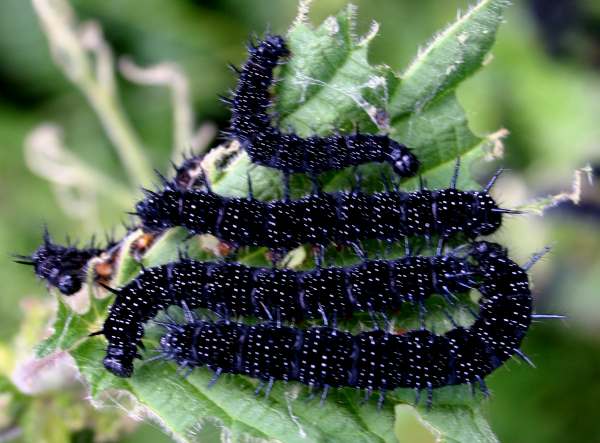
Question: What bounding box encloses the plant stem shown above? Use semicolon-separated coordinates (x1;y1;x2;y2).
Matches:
31;0;153;187
80;75;153;186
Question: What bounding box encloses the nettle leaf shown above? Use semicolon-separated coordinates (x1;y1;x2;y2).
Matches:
393;403;499;443
41;1;511;441
389;0;511;177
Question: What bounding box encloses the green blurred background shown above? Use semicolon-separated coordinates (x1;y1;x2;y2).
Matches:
1;0;600;442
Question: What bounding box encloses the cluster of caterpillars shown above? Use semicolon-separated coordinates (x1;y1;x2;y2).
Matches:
20;35;561;409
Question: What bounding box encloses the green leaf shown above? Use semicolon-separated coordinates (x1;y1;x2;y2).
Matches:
389;0;511;180
37;289;112;359
277;6;386;135
393;403;499;443
42;1;511;441
389;0;511;119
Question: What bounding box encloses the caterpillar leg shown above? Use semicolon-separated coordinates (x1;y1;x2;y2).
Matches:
207;367;223;388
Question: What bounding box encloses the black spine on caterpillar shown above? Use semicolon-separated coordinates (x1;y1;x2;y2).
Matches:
155;241;533;404
135;177;505;251
225;35;420;177
98;251;472;377
15;229;109;295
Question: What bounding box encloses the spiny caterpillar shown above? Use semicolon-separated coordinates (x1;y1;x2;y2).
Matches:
135;166;515;255
16;156;209;295
223;35;420;178
15;229;114;295
98;249;473;377
154;242;552;408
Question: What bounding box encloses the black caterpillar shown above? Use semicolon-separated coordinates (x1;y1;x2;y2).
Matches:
223;35;420;178
98;250;474;377
154;242;543;407
135;168;514;253
17;157;212;295
15;230;112;295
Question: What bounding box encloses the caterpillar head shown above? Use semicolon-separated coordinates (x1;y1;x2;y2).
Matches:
159;333;180;362
256;35;290;59
15;231;93;295
389;143;420;177
103;345;135;378
158;323;200;368
54;273;81;295
470;192;503;236
469;241;508;261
